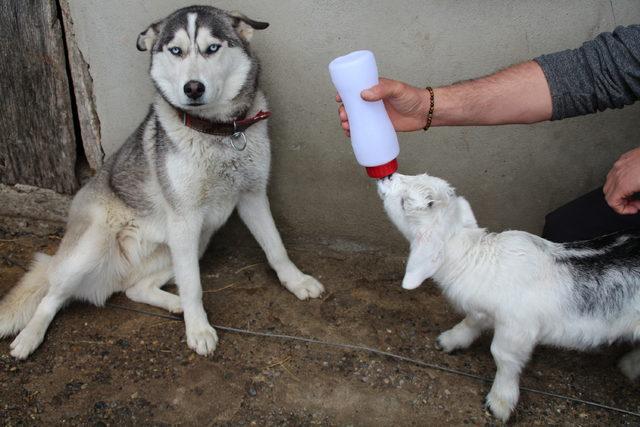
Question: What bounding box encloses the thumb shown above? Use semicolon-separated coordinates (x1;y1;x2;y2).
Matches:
620;199;640;215
361;78;401;102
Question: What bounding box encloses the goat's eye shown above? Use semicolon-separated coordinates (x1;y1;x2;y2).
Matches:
427;201;434;208
168;46;182;56
206;43;221;54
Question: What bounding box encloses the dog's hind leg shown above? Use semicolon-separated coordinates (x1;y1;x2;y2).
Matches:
619;348;640;380
9;224;105;359
0;253;53;338
237;191;324;300
126;268;180;313
124;246;180;313
436;313;490;353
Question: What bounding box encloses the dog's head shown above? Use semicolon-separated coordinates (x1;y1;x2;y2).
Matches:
137;6;268;115
377;173;477;289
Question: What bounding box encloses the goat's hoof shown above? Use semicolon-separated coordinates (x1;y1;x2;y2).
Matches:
485;392;514;423
619;350;640;381
435;331;461;353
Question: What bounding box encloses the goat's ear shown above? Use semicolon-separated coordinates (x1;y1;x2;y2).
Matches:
401;229;445;290
137;20;163;52
229;11;269;42
456;197;477;228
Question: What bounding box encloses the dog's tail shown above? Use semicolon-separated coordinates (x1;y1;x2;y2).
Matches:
0;253;52;338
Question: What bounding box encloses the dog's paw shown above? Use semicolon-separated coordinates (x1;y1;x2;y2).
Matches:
186;323;218;356
10;328;44;360
485;388;517;423
619;350;640;380
166;298;183;315
285;275;324;300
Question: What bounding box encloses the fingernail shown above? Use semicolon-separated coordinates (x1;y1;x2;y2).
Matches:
361;90;372;98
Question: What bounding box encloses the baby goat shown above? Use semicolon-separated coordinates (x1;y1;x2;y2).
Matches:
378;173;640;421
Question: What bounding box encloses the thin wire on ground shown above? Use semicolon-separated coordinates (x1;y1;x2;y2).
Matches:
106;302;640;418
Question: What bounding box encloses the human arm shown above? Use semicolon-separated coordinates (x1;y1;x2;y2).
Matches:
336;60;552;135
337;25;640;133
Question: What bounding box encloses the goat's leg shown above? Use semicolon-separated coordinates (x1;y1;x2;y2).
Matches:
436;313;490;353
485;326;536;422
619;348;640;380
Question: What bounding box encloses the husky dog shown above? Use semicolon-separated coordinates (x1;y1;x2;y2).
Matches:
378;173;640;421
0;6;324;359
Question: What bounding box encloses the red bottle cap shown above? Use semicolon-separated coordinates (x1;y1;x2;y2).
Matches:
365;159;398;179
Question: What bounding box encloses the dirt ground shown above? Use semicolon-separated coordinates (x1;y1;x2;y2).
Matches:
0;222;639;426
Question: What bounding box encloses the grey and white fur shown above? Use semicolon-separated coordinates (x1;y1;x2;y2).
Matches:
378;172;640;422
0;5;323;359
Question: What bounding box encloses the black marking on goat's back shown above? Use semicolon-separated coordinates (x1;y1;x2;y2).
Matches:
561;230;636;251
557;229;640;318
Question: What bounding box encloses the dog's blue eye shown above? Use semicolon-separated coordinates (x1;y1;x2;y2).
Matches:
206;44;221;54
169;46;182;56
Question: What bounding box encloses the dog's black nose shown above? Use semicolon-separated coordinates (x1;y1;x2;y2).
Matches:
183;80;205;100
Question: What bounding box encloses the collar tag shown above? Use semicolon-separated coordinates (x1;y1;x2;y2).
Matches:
230;132;247;151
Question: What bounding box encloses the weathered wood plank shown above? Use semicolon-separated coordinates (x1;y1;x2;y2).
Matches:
0;0;78;194
0;183;70;236
59;0;103;171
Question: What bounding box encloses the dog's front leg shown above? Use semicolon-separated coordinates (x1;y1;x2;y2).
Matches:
237;191;324;300
167;214;217;355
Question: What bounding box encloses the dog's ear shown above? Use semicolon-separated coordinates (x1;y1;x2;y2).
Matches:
137;20;164;52
229;11;269;42
401;227;446;290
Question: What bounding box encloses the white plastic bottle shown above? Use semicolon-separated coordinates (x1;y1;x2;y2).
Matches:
329;50;399;178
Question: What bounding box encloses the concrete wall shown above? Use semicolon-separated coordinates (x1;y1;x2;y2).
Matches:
68;0;640;250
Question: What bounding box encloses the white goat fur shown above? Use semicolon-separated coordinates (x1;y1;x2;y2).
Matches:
378;173;640;421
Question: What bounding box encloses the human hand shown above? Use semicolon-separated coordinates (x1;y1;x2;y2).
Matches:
336;78;430;137
603;147;640;214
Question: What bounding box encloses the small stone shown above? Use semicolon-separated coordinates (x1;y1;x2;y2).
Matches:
94;401;107;411
248;386;257;397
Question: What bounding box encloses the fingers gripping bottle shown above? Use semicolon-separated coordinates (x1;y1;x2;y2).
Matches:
329;50;399;179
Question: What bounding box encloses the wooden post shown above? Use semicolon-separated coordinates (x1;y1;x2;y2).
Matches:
0;0;78;194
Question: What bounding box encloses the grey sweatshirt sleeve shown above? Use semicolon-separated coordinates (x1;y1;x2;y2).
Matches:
534;25;640;120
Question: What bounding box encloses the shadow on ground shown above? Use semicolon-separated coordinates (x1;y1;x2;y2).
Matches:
0;222;638;426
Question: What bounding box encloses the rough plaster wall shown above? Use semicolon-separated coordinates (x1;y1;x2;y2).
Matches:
68;0;640;250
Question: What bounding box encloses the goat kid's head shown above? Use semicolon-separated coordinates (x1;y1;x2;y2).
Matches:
377;173;476;289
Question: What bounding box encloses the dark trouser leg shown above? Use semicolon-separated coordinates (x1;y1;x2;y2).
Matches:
542;187;640;243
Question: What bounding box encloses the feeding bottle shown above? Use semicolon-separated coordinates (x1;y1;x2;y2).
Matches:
329;50;399;179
